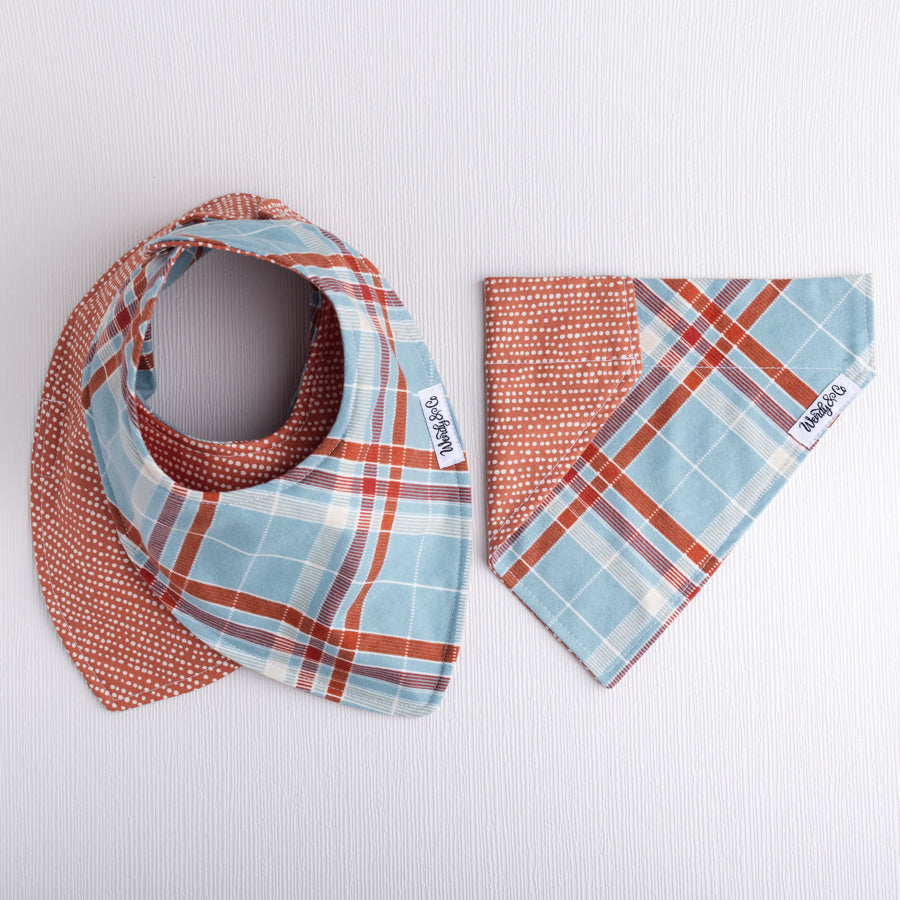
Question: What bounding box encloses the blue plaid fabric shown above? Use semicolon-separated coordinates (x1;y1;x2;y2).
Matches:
81;195;471;716
488;276;874;686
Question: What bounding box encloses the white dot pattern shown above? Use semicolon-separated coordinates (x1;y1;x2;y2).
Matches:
484;276;642;555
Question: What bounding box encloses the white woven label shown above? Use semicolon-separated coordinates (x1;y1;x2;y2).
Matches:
788;374;861;449
418;384;465;468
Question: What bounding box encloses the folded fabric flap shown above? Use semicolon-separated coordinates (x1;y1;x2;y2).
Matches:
484;276;642;557
489;275;875;688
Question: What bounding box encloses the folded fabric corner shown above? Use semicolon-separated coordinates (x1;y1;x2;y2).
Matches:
485;275;875;686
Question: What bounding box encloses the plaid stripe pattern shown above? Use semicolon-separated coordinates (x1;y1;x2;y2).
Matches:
79;195;471;716
488;276;874;687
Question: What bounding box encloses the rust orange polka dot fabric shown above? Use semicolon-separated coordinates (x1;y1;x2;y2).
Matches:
483;276;642;555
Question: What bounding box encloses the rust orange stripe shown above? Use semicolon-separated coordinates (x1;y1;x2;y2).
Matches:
594;454;714;568
170;496;219;590
673;278;816;408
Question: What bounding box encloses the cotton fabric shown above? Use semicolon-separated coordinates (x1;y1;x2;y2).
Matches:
33;194;471;715
485;275;874;686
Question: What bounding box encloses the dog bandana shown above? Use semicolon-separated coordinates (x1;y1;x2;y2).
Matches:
485;275;874;686
32;194;471;716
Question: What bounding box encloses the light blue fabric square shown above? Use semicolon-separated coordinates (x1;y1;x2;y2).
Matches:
662;395;727;466
664;468;731;538
698;427;767;497
749;297;815;364
626;432;695;507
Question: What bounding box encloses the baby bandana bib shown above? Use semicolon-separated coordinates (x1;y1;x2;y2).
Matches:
32;194;471;716
485;275;874;686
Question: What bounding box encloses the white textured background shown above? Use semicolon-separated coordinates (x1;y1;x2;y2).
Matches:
2;1;899;898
